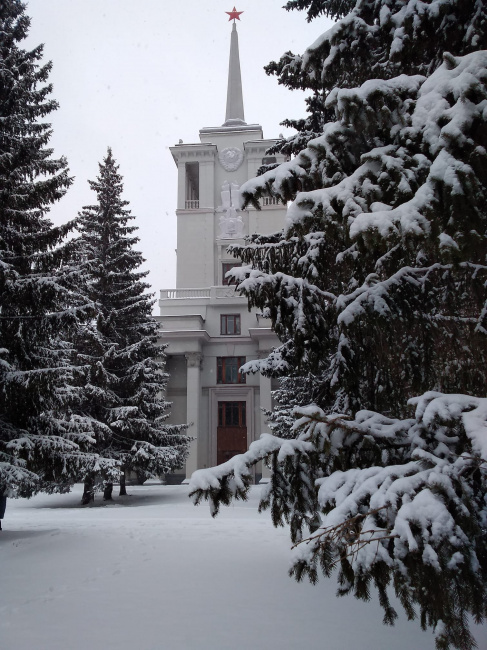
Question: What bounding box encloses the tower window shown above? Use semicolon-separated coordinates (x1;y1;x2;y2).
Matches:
217;357;246;384
185;162;199;209
262;156;277;165
221;314;241;336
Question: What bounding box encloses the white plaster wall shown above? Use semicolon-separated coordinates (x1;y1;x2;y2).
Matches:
165;356;187;389
164;356;187;429
164;392;186;427
199;160;215;208
176;210;215;288
248;205;286;237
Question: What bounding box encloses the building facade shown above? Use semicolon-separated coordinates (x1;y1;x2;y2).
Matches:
159;21;287;482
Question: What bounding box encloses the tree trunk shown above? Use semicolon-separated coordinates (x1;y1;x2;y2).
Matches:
103;482;113;501
119;471;127;496
81;475;95;505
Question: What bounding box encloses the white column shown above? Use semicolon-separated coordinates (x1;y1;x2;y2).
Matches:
185;352;202;479
177;161;186;209
199;159;215;208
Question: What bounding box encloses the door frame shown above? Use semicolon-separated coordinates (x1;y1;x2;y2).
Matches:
217;400;247;465
209;386;254;468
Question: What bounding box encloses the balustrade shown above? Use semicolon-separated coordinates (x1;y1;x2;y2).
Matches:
261;196;280;206
185;199;200;209
159;286;242;301
160;288;211;300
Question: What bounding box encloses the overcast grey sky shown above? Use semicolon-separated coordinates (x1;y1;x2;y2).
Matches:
24;1;333;304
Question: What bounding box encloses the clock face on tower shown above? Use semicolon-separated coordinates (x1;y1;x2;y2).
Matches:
218;147;244;172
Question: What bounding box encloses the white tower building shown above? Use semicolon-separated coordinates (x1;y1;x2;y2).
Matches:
159;13;287;482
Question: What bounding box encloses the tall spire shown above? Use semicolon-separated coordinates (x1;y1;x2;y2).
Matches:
223;16;246;127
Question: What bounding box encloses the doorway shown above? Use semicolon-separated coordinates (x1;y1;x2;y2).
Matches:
217;401;247;465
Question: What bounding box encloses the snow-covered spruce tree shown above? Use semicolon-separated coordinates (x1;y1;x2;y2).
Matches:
190;2;487;648
267;0;487;157
0;0;103;498
261;374;322;442
76;149;189;503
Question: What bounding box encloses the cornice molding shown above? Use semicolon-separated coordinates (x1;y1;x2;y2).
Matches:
172;148;218;163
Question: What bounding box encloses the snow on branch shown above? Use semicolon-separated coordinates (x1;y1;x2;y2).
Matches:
240;50;487;263
288;393;487;582
190;392;487;577
190;392;487;647
190;433;314;516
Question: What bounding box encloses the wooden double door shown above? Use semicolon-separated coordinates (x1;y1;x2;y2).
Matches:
217;401;247;465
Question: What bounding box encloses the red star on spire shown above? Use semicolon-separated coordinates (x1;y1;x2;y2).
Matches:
226;7;244;21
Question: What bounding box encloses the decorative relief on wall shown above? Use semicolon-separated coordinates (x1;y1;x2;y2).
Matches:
218;181;245;239
218;147;243;172
217;286;237;298
185;352;203;369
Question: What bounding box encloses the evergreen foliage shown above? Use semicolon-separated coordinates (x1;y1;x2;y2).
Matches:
76;149;189;502
192;394;487;650
260;374;319;439
268;0;487;155
190;2;487;648
237;2;487;417
283;0;355;22
0;0;100;498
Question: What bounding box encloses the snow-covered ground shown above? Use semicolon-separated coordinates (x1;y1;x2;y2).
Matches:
1;483;486;650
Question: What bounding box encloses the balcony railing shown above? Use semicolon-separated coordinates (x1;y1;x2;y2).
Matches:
185;199;200;209
160;286;240;301
160;288;210;300
261;196;280;206
185;198;280;209
215;286;238;298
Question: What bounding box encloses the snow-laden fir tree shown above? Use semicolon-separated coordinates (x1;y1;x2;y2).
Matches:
190;2;487;648
76;149;189;503
0;0;103;498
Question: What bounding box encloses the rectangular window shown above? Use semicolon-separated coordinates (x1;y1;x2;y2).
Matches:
222;262;242;286
218;401;246;427
217;357;246;384
220;314;241;336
